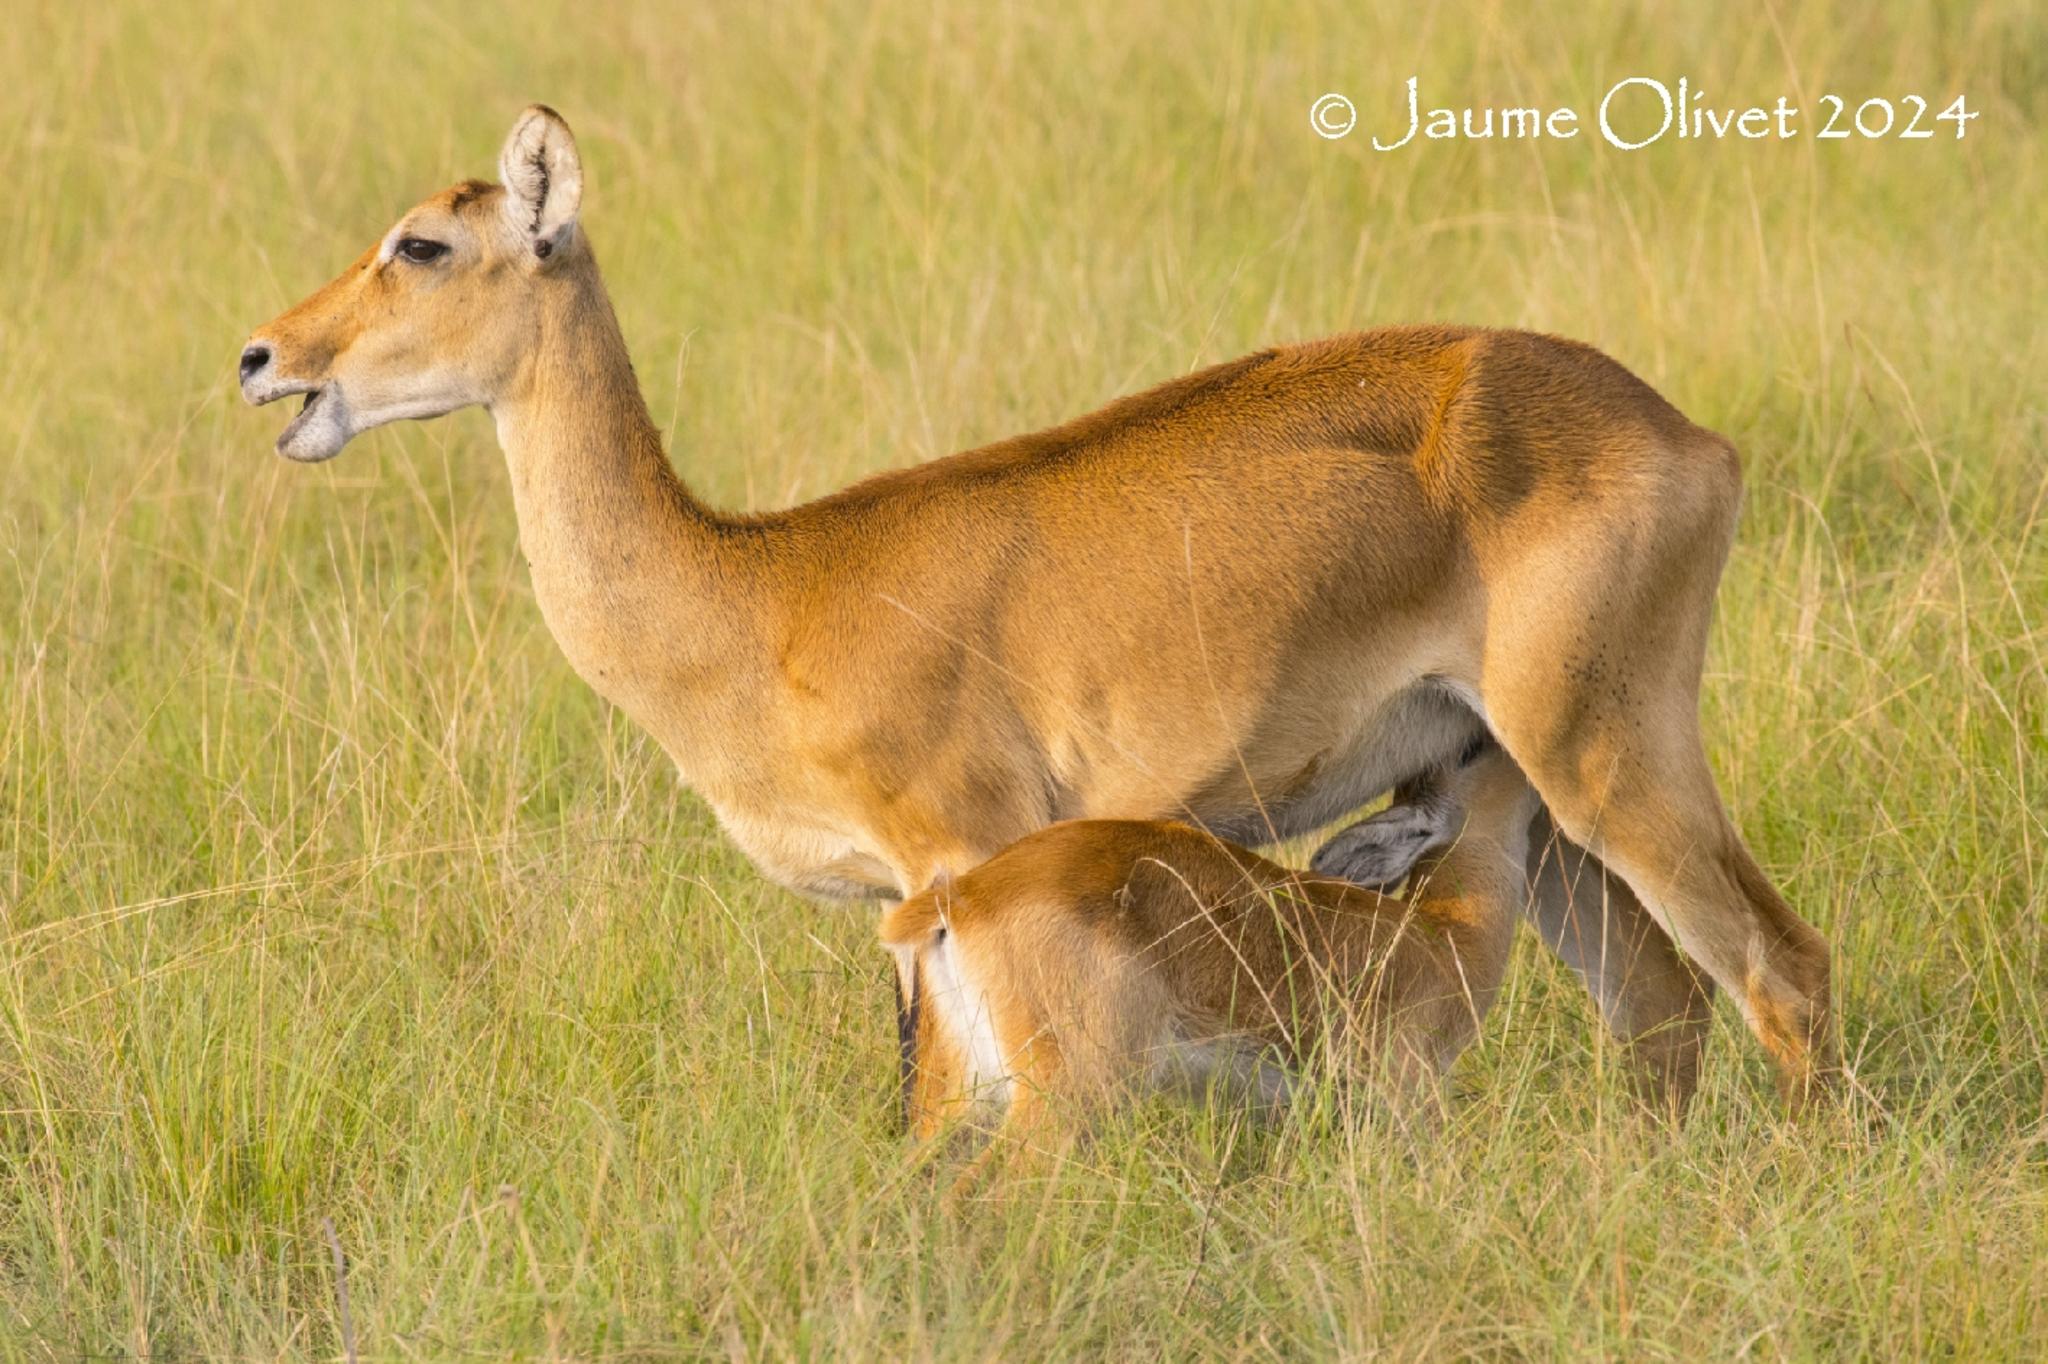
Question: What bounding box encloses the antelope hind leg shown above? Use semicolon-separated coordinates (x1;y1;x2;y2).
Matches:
1319;767;1725;1115
1523;807;1716;1117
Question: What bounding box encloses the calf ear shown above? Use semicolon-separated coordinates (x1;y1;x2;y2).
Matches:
498;105;583;261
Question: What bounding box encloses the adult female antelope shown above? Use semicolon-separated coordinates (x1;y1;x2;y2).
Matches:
238;107;1832;1110
882;744;1543;1165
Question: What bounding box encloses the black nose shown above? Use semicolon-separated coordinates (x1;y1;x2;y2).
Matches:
239;345;272;381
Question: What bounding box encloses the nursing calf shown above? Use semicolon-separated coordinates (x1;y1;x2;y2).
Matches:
880;747;1539;1166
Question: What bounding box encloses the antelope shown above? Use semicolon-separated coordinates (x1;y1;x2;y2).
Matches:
879;743;1542;1167
238;106;1833;1111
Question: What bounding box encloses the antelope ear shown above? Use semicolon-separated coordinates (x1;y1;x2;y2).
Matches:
498;105;582;261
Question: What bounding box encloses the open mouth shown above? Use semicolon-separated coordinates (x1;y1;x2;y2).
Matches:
241;354;348;460
275;387;326;448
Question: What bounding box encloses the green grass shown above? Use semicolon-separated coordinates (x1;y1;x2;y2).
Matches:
2;0;2044;1357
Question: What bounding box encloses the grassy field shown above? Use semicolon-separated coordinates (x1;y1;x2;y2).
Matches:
2;0;2044;1357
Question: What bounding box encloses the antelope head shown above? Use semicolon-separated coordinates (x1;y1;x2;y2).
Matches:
239;106;585;461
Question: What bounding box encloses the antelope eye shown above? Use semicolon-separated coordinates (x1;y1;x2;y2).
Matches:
395;237;449;264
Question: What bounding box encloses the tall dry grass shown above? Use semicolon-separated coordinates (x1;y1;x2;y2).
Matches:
1;0;2042;1357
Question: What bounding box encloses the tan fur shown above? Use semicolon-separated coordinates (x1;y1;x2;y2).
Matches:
240;107;1834;1109
879;750;1541;1165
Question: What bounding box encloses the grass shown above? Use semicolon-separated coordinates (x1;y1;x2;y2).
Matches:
1;0;2044;1357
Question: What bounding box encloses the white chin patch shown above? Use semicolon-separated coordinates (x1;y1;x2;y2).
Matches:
276;387;353;463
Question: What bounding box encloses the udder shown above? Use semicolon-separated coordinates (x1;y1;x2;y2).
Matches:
1189;681;1485;848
